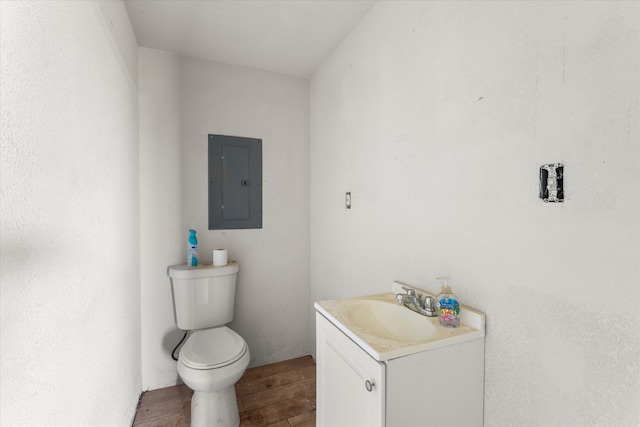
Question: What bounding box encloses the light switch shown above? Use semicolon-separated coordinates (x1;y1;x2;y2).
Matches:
539;163;564;203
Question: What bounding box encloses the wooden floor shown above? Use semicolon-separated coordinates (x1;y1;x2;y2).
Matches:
132;356;316;427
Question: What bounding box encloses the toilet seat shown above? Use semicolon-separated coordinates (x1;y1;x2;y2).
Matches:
180;327;247;370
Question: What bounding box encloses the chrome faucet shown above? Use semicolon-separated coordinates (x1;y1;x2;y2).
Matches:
396;286;437;317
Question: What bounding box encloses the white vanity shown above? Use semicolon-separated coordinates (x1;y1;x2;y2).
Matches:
314;281;485;427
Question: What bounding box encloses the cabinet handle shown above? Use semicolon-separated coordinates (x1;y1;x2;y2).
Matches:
365;380;374;392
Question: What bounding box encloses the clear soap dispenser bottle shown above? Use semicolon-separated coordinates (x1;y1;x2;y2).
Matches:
436;277;460;328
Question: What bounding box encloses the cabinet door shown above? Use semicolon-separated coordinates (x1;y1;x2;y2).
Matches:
316;313;385;427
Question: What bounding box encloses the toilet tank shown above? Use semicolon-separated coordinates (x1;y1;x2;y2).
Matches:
168;262;239;330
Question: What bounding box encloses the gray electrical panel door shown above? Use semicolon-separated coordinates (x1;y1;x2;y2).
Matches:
208;134;262;229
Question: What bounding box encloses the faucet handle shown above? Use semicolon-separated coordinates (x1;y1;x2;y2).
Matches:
423;296;437;316
401;286;416;296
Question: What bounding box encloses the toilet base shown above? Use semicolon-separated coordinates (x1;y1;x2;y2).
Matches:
177;330;250;427
190;386;240;427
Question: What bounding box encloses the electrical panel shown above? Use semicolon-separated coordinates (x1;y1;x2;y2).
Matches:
208;134;262;229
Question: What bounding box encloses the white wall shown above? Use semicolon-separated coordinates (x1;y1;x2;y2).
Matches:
0;1;141;425
139;47;184;390
310;1;639;426
139;51;311;390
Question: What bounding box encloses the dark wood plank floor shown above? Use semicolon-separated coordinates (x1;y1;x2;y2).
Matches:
132;356;316;427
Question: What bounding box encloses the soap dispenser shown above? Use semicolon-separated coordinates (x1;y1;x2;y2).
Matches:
436;277;460;328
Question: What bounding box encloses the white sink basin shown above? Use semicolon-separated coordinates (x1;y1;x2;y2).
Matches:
315;282;485;361
345;299;436;342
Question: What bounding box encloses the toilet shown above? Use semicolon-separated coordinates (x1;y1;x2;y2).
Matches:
168;261;250;427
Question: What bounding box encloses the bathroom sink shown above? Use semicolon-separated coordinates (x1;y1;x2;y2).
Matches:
345;299;436;341
314;282;486;361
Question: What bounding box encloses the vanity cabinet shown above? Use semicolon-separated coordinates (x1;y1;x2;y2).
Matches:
316;310;485;427
316;313;385;427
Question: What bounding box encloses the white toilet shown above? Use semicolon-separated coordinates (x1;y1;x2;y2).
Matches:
168;261;250;427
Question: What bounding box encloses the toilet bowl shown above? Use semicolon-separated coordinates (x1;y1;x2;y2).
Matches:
177;327;250;427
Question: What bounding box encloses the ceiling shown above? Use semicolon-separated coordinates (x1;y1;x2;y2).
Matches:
124;0;376;78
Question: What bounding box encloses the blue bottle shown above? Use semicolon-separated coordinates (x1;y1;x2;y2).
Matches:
187;229;198;267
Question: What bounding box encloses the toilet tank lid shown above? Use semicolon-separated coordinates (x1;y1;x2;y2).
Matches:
168;261;239;279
